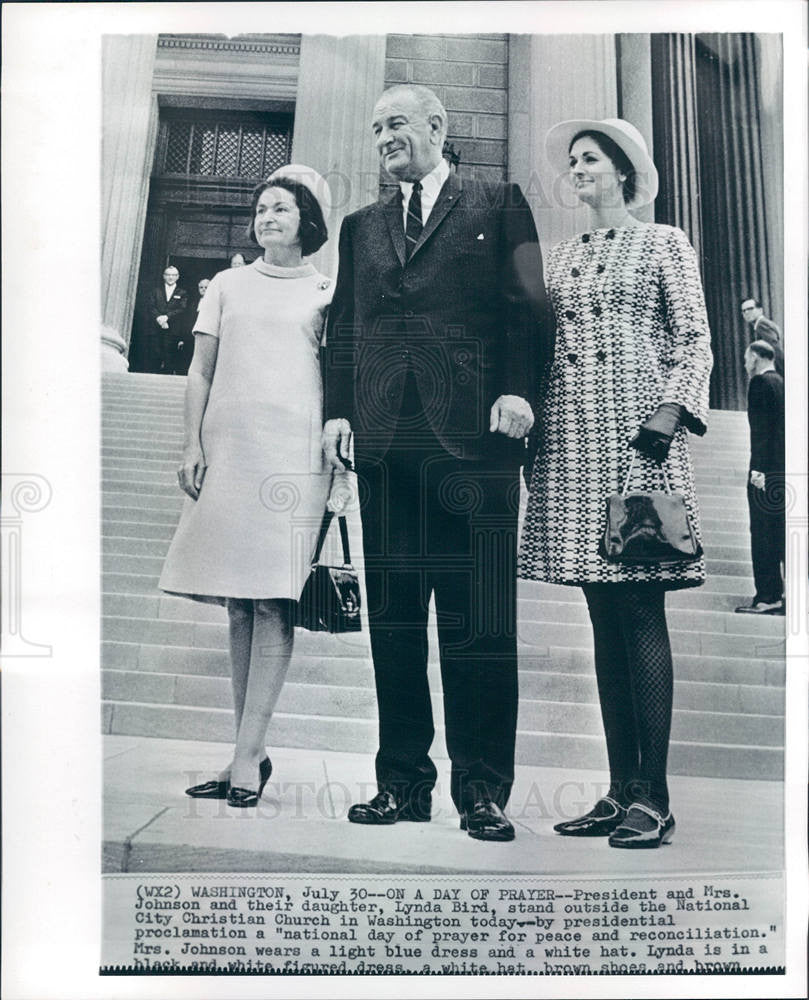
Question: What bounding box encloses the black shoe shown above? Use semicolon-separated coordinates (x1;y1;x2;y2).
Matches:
461;799;515;842
225;757;273;809
347;790;431;825
608;802;675;849
553;796;627;836
734;599;783;615
186;756;271;799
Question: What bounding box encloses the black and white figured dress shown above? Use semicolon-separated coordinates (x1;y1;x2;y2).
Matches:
519;223;713;589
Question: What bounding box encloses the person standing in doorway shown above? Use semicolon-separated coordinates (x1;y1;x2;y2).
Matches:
145;265;188;374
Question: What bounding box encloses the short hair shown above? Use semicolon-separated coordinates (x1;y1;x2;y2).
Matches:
379;84;447;138
741;297;762;309
569;130;637;206
747;340;775;361
246;177;328;257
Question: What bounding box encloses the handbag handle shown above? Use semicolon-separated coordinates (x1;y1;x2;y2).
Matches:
621;450;672;496
311;510;353;568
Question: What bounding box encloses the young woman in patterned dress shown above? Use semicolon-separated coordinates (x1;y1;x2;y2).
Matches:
519;119;713;848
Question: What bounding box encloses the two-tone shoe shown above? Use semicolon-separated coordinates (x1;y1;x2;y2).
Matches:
186;756;272;799
347;790;431;824
553;796;627;836
224;757;274;808
460;799;515;842
608;802;675;849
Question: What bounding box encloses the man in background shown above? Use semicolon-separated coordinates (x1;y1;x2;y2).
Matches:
741;296;783;376
145;265;188;374
735;340;785;615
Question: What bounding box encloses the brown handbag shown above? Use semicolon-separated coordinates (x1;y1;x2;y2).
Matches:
599;451;702;565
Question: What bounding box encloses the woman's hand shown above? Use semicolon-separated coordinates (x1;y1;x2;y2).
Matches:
178;444;207;500
327;470;356;515
629;402;684;462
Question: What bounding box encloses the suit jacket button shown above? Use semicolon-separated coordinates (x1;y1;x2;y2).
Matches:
567;352;578;364
565;310;576;320
571;267;580;277
404;310;414;318
592;305;602;317
596;349;606;362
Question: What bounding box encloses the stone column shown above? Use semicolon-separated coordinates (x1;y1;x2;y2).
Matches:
291;35;387;278
754;33;783;330
101;35;158;371
508;35;618;253
649;34;703;254
617;34;654;225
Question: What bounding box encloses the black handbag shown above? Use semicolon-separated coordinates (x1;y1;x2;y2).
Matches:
599;451;702;565
296;509;362;632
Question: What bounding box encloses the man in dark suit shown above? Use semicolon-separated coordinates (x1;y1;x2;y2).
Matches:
145;265;188;373
735;340;785;615
741;296;783;376
322;84;551;841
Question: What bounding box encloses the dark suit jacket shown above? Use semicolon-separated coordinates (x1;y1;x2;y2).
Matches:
324;173;552;463
748;370;784;474
146;284;188;333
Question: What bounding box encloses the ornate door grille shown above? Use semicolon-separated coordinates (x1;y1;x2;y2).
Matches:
159;115;293;180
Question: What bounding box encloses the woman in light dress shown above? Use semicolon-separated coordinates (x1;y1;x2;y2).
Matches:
159;166;334;808
520;120;712;848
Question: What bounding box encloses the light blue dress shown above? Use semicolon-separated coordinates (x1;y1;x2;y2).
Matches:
159;258;333;603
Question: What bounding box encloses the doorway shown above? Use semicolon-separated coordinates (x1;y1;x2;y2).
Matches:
129;99;293;373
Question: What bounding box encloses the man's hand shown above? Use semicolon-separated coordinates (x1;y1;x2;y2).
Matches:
178;444;206;500
750;470;766;490
322;418;353;471
490;395;534;439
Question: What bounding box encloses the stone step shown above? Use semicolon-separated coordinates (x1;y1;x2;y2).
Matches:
100;611;784;662
102;503;182;525
525;581;753;613
102;669;783;747
101;590;782;640
101;567;756;604
100;700;783;780
101;549;756;582
102;639;786;688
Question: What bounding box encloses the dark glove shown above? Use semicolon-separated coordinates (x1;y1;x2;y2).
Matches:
629;403;684;463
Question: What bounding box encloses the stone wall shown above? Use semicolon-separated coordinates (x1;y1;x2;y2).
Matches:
384;33;508;181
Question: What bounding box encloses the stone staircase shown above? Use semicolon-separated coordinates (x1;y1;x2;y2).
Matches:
101;372;785;780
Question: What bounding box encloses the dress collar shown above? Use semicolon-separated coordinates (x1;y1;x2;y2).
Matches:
251;258;315;278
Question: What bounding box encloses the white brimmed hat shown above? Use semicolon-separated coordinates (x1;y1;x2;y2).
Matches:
545;118;659;210
266;163;332;216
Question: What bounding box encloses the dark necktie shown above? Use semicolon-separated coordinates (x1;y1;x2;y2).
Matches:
404;180;423;261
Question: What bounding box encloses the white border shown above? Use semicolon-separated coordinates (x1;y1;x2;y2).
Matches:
2;2;806;998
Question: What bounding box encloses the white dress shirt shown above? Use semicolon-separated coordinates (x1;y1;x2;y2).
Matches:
399;157;450;230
